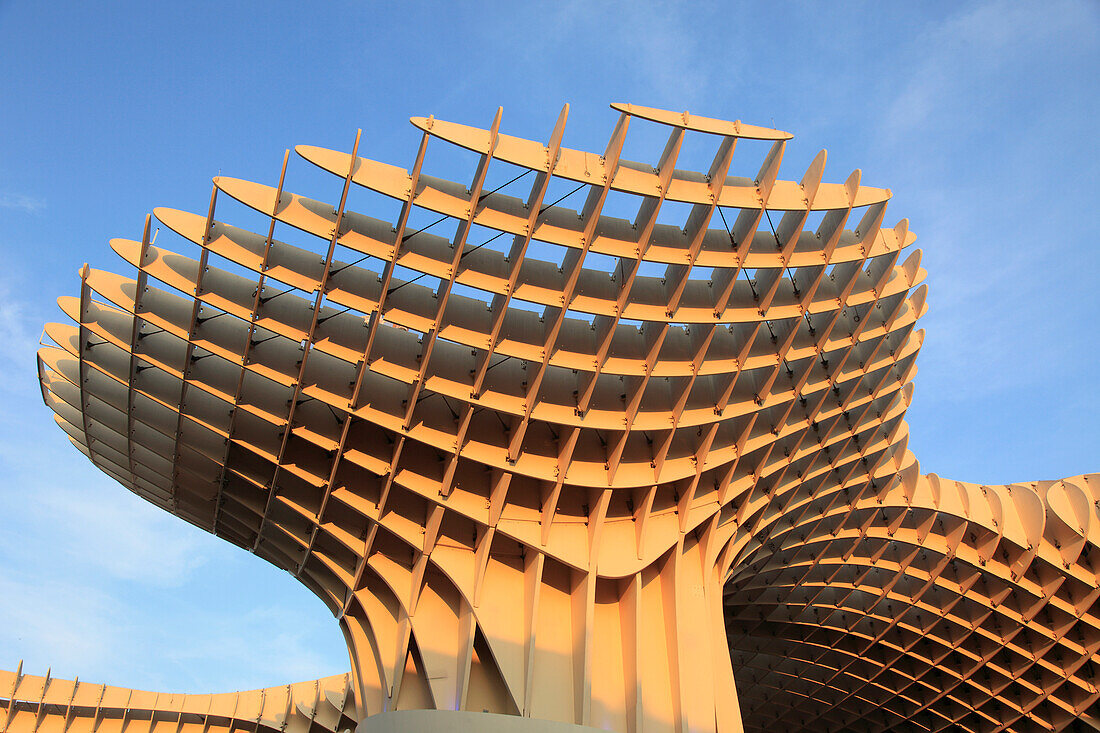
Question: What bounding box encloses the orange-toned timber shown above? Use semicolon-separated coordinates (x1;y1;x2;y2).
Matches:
19;103;1100;733
1;666;359;733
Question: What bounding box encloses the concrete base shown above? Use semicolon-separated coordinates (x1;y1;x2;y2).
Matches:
357;711;606;733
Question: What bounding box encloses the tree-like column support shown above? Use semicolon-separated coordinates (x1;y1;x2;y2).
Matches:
338;517;745;733
29;102;1099;733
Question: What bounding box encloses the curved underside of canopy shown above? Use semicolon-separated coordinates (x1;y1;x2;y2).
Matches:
19;103;1100;733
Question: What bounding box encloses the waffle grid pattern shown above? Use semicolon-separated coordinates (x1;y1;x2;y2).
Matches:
28;104;1099;732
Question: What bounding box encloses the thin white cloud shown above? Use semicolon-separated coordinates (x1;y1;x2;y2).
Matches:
518;0;712;108
0;192;45;214
871;0;1100;407
160;603;343;691
38;484;211;587
0;567;343;693
0;279;41;400
0;572;118;675
605;0;711;107
0;283;36;355
883;0;1098;139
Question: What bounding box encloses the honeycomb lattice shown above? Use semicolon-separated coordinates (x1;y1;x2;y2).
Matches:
27;103;1100;732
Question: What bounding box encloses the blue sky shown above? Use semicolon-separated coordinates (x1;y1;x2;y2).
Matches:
0;0;1096;695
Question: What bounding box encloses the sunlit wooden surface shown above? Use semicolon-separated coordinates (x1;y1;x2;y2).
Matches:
17;103;1099;733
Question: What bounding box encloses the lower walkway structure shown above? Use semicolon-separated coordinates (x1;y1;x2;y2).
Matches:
11;103;1100;732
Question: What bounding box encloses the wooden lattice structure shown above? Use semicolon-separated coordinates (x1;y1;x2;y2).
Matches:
1;665;358;733
22;103;1100;732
